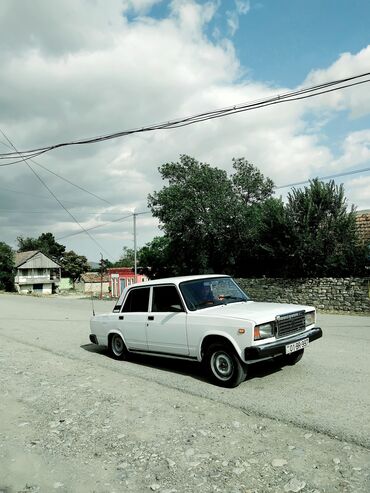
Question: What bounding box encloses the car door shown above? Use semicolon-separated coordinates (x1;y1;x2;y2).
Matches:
118;286;150;350
146;285;189;355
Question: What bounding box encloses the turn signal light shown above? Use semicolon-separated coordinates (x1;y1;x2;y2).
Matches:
238;328;246;334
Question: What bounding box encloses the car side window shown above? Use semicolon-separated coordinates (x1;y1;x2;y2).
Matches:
152;286;184;312
121;287;150;312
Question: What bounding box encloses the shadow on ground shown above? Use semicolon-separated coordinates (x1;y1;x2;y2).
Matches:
81;343;285;385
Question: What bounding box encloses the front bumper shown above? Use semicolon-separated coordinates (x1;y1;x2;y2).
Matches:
244;327;322;363
89;334;98;345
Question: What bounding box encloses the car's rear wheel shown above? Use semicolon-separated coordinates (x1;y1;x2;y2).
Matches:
109;333;127;360
204;343;246;388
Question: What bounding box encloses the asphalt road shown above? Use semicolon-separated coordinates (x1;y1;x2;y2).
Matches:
1;294;368;446
0;293;369;492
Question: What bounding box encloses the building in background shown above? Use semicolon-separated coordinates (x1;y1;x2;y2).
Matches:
108;267;148;298
78;272;110;295
15;251;61;294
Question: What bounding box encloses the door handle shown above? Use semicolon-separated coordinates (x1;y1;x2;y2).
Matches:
119;315;124;320
148;316;154;321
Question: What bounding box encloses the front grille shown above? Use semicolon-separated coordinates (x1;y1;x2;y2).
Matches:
276;311;305;338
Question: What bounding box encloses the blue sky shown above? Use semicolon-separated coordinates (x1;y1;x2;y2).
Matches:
0;0;369;260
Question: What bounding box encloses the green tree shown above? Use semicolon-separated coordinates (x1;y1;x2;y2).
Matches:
139;236;174;278
113;247;136;268
148;155;243;274
0;242;15;291
60;250;90;287
286;179;366;277
17;232;65;262
231;157;274;205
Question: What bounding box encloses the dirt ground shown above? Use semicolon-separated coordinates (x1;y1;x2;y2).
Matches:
0;294;369;493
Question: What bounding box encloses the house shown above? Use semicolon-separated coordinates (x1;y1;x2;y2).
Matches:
78;272;110;295
15;251;61;294
355;210;370;246
108;267;148;298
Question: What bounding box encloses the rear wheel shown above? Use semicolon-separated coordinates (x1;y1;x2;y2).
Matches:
204;343;246;388
109;333;127;360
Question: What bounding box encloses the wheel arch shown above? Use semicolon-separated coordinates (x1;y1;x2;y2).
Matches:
199;333;241;361
108;329;128;350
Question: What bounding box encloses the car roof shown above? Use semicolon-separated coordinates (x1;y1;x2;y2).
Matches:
129;274;230;288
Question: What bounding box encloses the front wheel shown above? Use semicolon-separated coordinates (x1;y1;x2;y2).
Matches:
109;333;127;360
203;343;246;388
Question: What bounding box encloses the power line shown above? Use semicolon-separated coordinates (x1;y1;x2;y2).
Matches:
0;71;369;166
0;139;113;206
0;129;113;258
56;211;150;240
276;165;370;189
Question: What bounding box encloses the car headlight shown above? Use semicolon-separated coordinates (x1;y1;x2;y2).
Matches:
305;311;315;327
254;322;274;340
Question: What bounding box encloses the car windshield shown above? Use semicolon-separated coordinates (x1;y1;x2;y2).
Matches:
179;277;249;311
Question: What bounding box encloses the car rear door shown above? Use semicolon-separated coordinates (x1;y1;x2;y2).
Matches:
146;285;189;356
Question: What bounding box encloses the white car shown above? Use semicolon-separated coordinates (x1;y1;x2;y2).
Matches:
89;275;322;387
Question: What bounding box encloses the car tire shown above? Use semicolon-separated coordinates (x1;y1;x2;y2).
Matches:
204;343;246;388
282;348;304;366
109;333;127;360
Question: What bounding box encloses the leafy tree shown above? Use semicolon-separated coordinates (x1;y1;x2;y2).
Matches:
286;179;366;277
60;250;90;287
113;247;136;268
0;242;15;291
231;157;274;205
139;236;175;278
148;155;244;274
17;232;65;262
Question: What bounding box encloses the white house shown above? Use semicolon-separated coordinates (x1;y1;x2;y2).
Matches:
14;250;61;294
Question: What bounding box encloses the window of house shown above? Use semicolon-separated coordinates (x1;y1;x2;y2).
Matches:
152;285;184;312
121;287;150;312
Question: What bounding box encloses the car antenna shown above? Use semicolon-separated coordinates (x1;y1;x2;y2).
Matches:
91;294;95;317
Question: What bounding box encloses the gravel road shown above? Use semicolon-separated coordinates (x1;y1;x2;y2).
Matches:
0;294;369;493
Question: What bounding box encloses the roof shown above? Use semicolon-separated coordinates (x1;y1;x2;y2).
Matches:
15;250;39;267
15;250;60;268
81;272;110;283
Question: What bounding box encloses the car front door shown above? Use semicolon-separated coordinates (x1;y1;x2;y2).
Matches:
147;285;189;356
118;286;150;350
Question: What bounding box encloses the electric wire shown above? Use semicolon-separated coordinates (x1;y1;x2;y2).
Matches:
0;139;113;206
56;211;150;240
276;166;370;189
0;71;369;166
0;129;113;258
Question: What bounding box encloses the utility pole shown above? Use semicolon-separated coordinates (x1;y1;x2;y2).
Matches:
133;212;137;282
100;252;103;299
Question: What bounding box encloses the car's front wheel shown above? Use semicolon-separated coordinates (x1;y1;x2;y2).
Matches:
109;333;127;360
204;343;246;388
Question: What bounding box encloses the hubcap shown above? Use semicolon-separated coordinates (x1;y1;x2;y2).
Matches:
211;351;234;381
113;335;123;355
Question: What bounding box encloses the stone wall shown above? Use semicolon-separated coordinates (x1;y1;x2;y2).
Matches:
236;277;370;313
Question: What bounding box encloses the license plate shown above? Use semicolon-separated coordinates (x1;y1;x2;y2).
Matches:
285;338;309;354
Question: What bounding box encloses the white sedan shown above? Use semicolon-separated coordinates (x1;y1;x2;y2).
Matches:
90;275;322;387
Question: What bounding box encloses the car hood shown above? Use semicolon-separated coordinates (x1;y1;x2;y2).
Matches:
196;301;314;324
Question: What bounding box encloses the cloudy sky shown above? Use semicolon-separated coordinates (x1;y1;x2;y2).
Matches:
1;0;370;261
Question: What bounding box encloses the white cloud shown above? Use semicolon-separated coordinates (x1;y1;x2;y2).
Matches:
0;0;369;260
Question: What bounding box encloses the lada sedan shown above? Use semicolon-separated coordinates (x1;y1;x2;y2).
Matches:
89;275;322;387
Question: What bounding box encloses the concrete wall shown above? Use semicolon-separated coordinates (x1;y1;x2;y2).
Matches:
236;277;370;313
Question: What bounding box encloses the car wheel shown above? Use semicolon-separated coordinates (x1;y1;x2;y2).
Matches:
204;343;246;388
109;333;127;360
282;348;304;366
